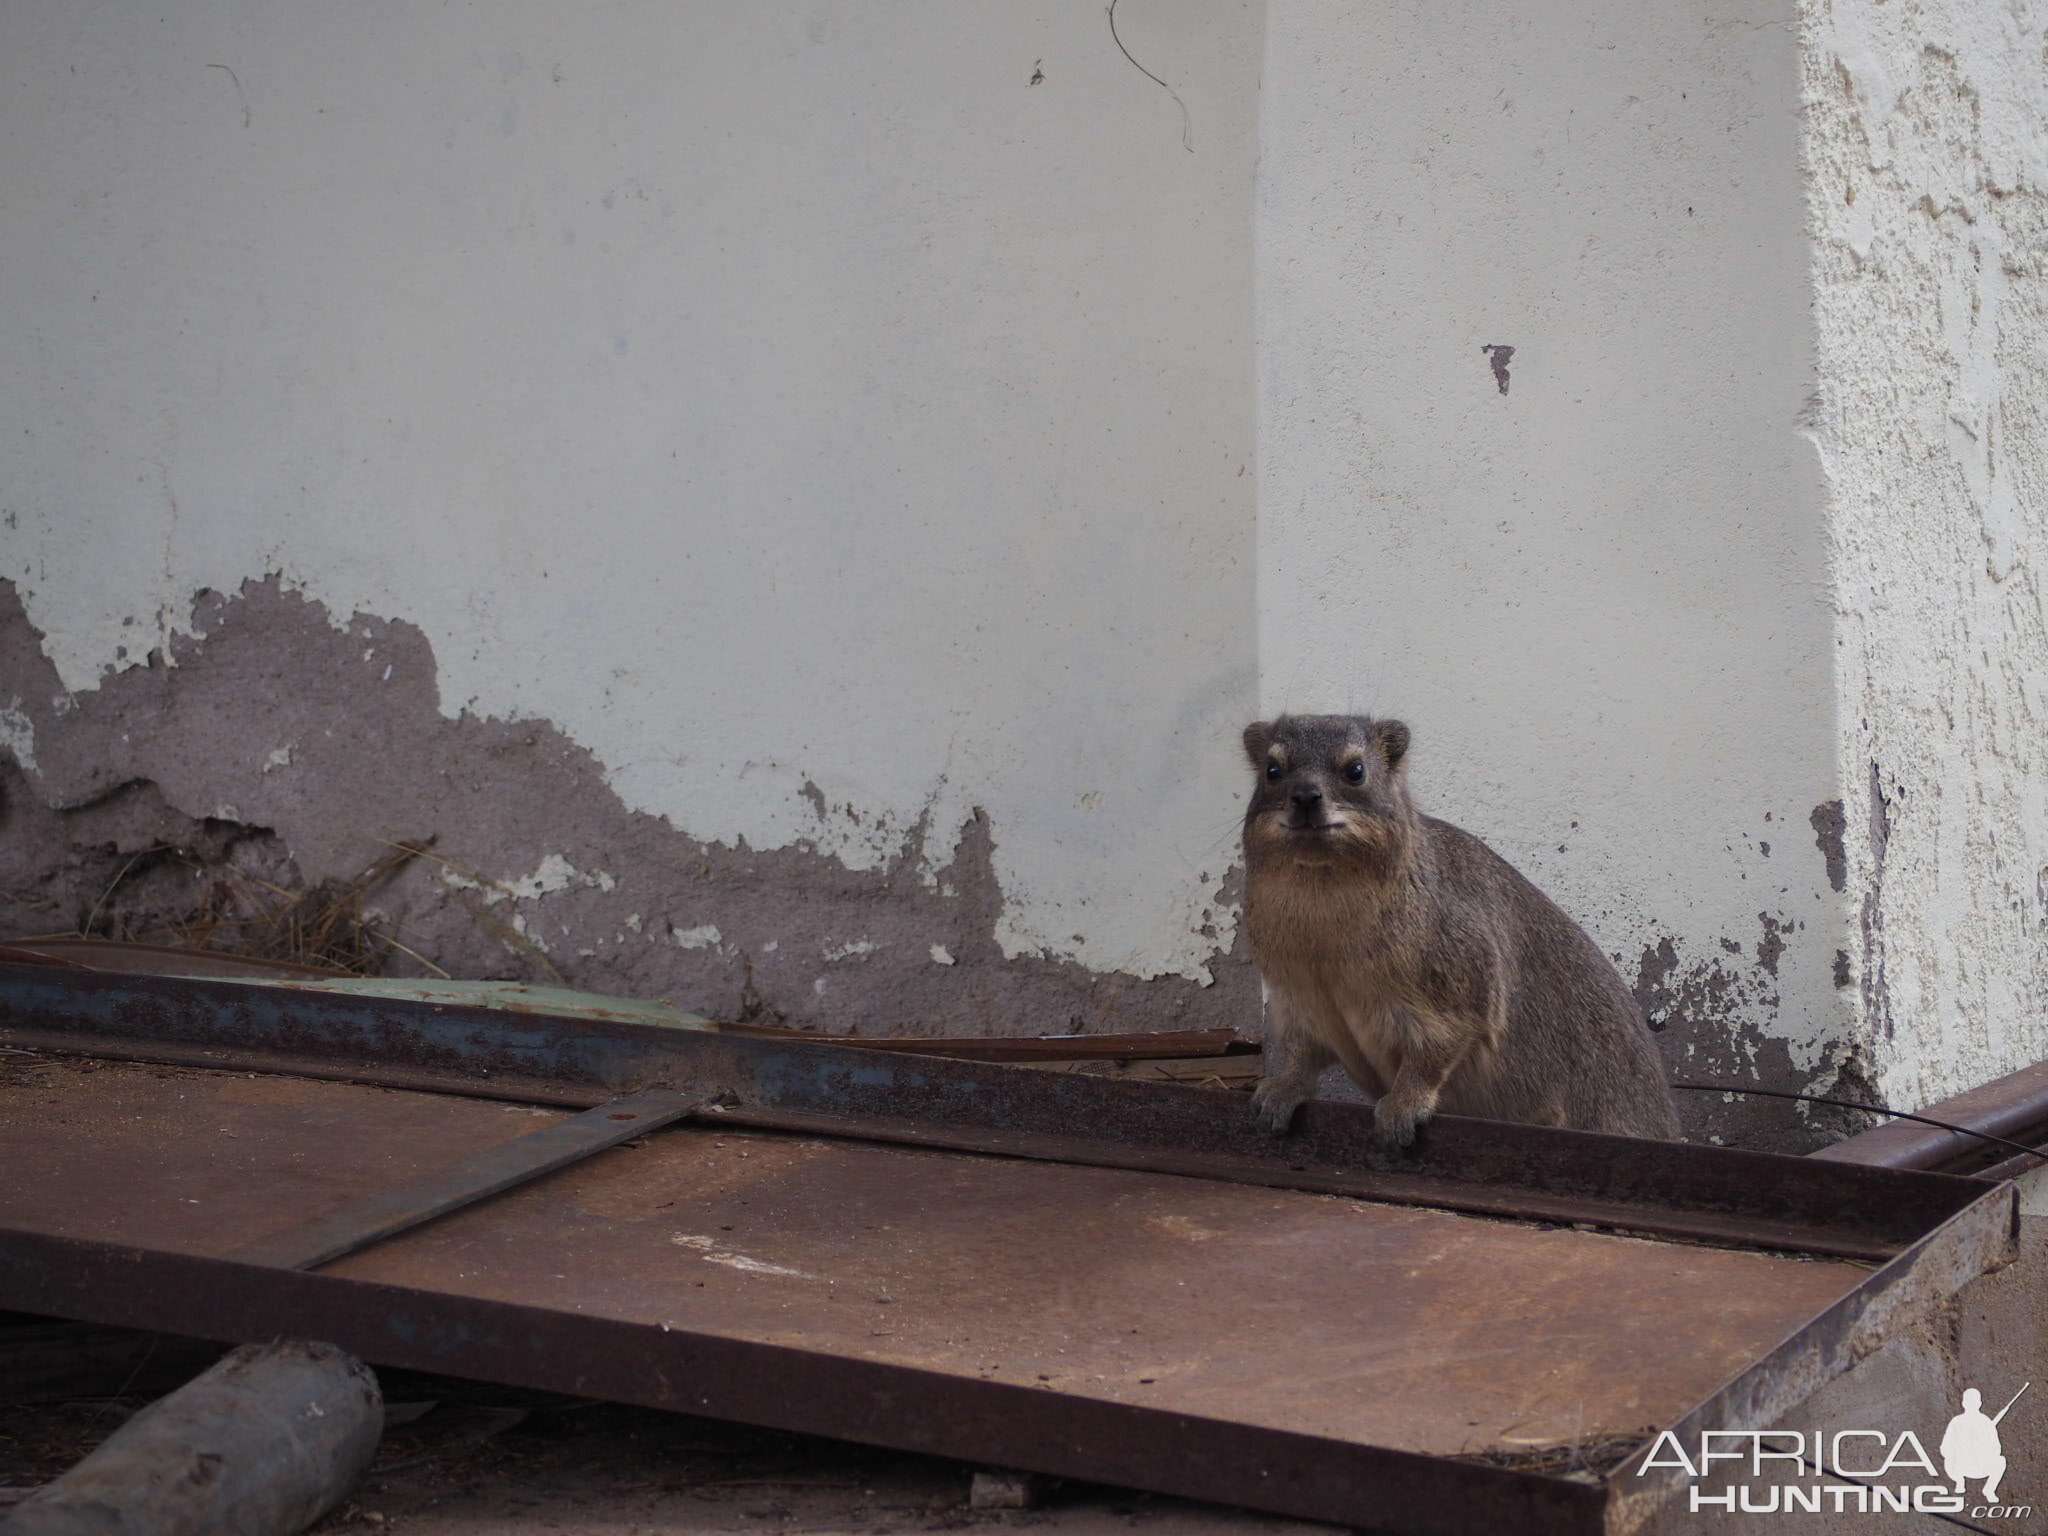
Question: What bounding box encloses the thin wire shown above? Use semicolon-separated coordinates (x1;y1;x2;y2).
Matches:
1107;0;1193;152
1673;1081;2048;1167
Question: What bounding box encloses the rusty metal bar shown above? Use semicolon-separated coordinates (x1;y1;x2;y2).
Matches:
0;963;1989;1259
0;1229;1604;1536
1810;1058;2048;1175
758;1027;1250;1060
698;1103;1909;1262
226;1086;711;1271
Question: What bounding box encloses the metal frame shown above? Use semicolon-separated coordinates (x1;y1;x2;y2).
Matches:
0;962;2020;1535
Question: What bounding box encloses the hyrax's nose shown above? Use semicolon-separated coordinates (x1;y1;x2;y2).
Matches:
1289;784;1323;814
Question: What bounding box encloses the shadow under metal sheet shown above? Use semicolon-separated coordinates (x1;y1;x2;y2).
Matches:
0;964;2019;1535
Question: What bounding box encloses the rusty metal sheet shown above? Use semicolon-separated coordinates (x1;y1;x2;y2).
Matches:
0;964;2021;1535
0;1060;1857;1451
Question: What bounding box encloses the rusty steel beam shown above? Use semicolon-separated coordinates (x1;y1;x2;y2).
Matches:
227;1086;711;1271
699;1103;1910;1262
1810;1058;2048;1176
0;963;1986;1260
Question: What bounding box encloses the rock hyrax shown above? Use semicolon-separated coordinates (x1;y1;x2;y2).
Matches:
1241;714;1679;1147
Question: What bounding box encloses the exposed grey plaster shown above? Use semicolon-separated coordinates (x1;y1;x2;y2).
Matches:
0;766;300;943
1480;342;1514;395
1755;913;1786;978
1865;761;1892;867
1809;799;1848;892
1633;915;1845;1153
0;577;1255;1040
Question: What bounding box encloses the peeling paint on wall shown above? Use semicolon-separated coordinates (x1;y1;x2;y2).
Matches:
1630;911;1857;1153
1809;800;1847;893
0;578;1256;1041
0;574;1882;1145
0;0;1262;992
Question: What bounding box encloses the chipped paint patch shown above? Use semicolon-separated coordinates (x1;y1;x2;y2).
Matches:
1809;801;1847;893
1636;914;1882;1152
507;854;616;900
0;701;38;774
0;580;1256;1042
441;853;616;905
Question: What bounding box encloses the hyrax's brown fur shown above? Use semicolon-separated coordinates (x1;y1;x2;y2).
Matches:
1241;715;1679;1147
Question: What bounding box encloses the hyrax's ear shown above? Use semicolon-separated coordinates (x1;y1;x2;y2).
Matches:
1242;721;1276;766
1372;719;1411;769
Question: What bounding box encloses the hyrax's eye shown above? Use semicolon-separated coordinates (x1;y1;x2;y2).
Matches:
1265;760;1282;781
1343;760;1366;784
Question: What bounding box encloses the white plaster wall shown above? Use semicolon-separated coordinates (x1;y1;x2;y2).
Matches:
8;0;2041;1100
1256;2;1843;1072
1803;0;2048;1106
0;2;1260;981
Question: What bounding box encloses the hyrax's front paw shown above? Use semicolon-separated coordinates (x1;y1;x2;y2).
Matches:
1250;1075;1307;1135
1370;1098;1428;1150
1370;1082;1439;1150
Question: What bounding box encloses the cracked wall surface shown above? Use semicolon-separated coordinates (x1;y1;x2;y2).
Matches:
1804;0;2048;1108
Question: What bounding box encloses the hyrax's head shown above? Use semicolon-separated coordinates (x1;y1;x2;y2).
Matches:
1241;714;1416;872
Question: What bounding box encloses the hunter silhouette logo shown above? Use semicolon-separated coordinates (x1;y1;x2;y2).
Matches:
1636;1381;2032;1519
1942;1384;2027;1506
